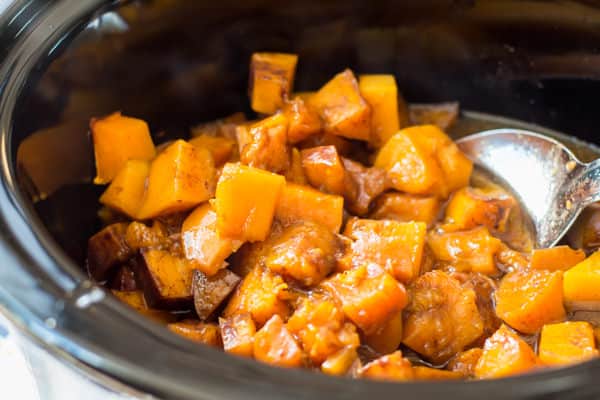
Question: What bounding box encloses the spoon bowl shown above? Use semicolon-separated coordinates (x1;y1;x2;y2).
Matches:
457;129;600;249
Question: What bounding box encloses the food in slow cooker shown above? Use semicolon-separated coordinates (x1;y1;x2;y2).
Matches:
87;52;600;381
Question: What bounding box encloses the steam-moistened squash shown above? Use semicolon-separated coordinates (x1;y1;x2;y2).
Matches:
92;112;156;184
99;160;149;219
538;321;598;366
309;69;371;141
215;163;285;242
253;315;304;368
530;245;586;271
249;52;298;114
358;74;400;147
563;251;600;307
137;140;215;219
371;192;440;227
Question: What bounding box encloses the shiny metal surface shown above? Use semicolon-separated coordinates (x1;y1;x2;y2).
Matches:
458;129;600;248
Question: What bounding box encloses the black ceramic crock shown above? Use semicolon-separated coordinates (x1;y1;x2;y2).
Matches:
2;0;600;398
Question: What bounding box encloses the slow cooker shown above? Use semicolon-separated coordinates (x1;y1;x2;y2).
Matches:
2;0;600;398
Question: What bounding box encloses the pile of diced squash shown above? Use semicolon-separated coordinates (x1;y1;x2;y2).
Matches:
87;52;600;381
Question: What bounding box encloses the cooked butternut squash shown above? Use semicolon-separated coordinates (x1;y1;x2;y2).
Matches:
249;52;298;114
444;187;514;232
448;348;483;378
341;158;388;216
371;192;440;227
137;140;215;219
321;346;358;376
253;314;304;368
87;223;132;282
530;246;586;271
363;310;403;355
215;163;285;242
283;96;322;144
112;290;175;323
99;160;149;219
188;134;236;166
474;325;538;379
301;145;348;195
285;148;307;184
358;74;400;147
192;269;240;320
495;269;566;334
358;351;414;381
219;313;256;357
168;320;221;346
413;367;463;380
563;251;600;308
309;69;371;141
538;321;598;366
92;112;156;184
237;113;290;173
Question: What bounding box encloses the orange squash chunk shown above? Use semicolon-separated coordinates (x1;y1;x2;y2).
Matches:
237;113;290;174
301;145;348;195
188;134;236;166
530;246;586;271
448;348;483;378
427;227;502;276
403;270;484;364
495;269;566;334
563;251;600;309
363;310;403;355
219;313;257;357
341;218;426;283
215;163;285;242
249;52;298;114
223;265;290;327
287;295;359;365
341;158;388;216
253;315;304;368
539;321;598;366
112;290;175;324
99;160;149;219
412;367;463;380
283;96;322;144
285;148;307;184
444;187;515;232
168;320;221;347
358;74;400;147
321;265;407;335
91;112;156;184
263;222;340;287
275;183;344;233
137;140;215;219
371;192;440;227
474;325;538;379
359;351;414;381
308;69;371;141
181;203;243;276
321;346;358;376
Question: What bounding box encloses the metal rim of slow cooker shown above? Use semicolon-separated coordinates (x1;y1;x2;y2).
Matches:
1;1;599;399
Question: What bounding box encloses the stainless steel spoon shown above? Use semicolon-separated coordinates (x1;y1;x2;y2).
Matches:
457;129;600;249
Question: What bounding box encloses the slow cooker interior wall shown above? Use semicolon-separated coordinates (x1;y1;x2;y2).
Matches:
11;0;600;266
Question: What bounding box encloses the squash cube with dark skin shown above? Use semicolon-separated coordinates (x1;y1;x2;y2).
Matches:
219;313;256;357
193;269;241;321
87;222;132;282
108;264;138;292
341;158;388;216
301;145;351;196
249;52;298;114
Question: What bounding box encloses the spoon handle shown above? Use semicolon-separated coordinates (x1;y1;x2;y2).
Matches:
567;159;600;207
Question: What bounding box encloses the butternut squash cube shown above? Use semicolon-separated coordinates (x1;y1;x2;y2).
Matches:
168;320;221;347
371;192;440;227
321;346;358;376
530;246;586;271
275;183;344;233
215;163;285;242
283;96;322;144
253;314;304;368
448;348;483;378
363;310;403;355
219;313;256;357
309;69;371;141
249;52;298;114
181;203;243;276
301;145;348;195
188;134;236;166
495;269;566;334
192;269;241;320
359;351;414;381
474;325;538;379
92;112;156;184
539;321;598;366
444;187;515;232
237;113;290;174
358;74;400;147
412;367;463;380
112;290;175;323
137;140;215;219
87;223;132;282
99;160;149;219
341;158;388;216
563;251;600;308
284;148;307;184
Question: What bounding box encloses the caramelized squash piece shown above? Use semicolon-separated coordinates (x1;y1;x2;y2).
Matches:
285;148;307;184
309;69;371;141
189;135;236;166
283;96;322;144
375;125;472;197
109;265;137;292
99;160;149;219
275;183;344;233
237;113;290;174
301;145;348;195
341;218;426;283
125;220;169;251
538;321;599;366
249;52;298;114
168;320;221;347
371;192;440;227
363;310;403;355
253;315;305;368
87;223;132;282
495;269;566;334
444;187;514;232
412;367;463;380
474;325;538;379
403;271;484;364
287;295;360;365
321;265;407;335
341;158;388;216
359;351;414;381
263;222;340;287
427;227;502;276
530;246;586;271
215;163;285;242
223;265;290;327
112;290;175;323
408;102;459;130
563;251;600;308
219;313;256;357
321;346;358;376
358;74;400;147
137;140;215;219
181;203;243;276
448;348;483;378
92;112;156;184
298;132;353;157
192;269;241;320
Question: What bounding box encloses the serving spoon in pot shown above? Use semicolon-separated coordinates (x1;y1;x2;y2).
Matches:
456;129;600;249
